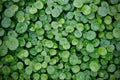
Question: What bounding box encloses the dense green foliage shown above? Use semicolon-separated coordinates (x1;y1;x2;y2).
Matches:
0;0;120;80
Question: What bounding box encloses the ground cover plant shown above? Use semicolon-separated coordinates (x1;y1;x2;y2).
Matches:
0;0;120;80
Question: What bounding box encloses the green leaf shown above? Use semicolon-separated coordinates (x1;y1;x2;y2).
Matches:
61;51;70;59
29;7;37;14
73;0;83;8
52;8;61;17
34;62;41;71
74;30;82;38
69;54;78;65
113;28;120;38
17;62;24;70
76;72;85;80
32;73;40;80
85;31;96;40
1;17;11;28
59;72;66;79
41;74;48;80
0;28;5;36
98;7;108;17
47;66;55;74
98;47;107;56
71;65;80;73
107;64;116;72
0;45;8;56
4;8;15;17
86;43;94;53
34;1;43;9
17;49;29;59
6;38;19;51
15;22;28;34
82;5;91;15
89;61;99;72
